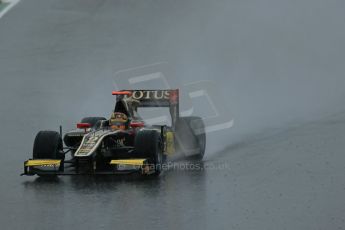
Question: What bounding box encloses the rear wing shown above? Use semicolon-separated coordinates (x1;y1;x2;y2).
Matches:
112;89;179;107
112;89;180;127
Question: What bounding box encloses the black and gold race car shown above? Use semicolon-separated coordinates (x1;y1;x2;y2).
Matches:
22;89;206;176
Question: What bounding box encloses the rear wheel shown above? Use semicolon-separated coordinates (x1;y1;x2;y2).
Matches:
135;130;163;175
176;116;206;160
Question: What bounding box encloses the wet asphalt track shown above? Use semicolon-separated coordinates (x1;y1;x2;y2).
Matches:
1;0;345;229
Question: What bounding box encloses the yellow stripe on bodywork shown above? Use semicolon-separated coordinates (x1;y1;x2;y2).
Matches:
109;159;147;166
25;159;61;167
166;131;175;155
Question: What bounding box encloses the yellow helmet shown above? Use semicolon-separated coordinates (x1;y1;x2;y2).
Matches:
109;112;128;130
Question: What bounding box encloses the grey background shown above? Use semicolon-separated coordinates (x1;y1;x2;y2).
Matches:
0;0;345;229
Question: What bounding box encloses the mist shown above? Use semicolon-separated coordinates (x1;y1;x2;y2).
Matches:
2;0;345;154
1;1;345;229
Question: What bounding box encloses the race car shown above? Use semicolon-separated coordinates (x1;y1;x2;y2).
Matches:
22;89;206;176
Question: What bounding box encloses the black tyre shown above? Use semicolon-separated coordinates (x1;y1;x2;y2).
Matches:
176;116;206;160
33;131;64;159
33;131;64;175
135;130;163;175
81;117;107;128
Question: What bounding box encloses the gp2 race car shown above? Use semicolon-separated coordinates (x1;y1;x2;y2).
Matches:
22;89;206;176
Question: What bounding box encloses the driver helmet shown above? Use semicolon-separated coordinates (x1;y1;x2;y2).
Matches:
109;112;128;130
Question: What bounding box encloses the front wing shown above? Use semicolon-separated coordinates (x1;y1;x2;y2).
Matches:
22;158;155;176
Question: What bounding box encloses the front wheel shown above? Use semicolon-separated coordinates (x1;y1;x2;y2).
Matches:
33;131;64;175
33;131;64;160
135;130;163;175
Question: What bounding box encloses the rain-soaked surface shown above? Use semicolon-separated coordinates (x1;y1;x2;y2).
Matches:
1;0;345;229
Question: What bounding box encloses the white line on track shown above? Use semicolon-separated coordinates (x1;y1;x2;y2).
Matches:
0;0;21;19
